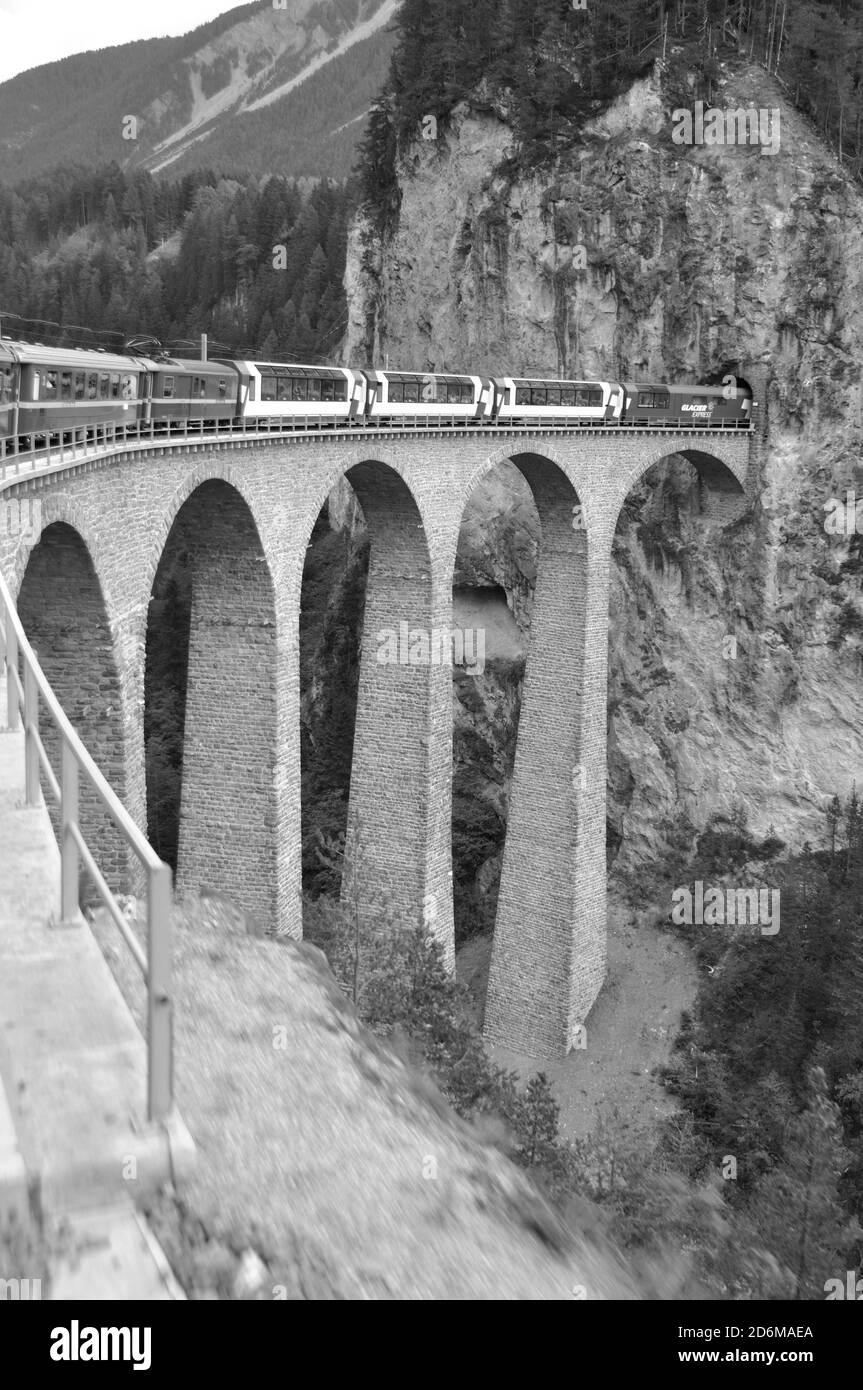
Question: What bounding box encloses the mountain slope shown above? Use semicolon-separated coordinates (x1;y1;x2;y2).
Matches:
0;0;398;183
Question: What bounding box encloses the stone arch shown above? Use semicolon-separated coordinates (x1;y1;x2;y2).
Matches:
144;477;279;934
288;445;425;600
604;439;750;879
334;455;453;964
461;438;581;509
16;519;130;894
460;445;601;1061
617;442;749;534
8;491;114;610
140;460;264;612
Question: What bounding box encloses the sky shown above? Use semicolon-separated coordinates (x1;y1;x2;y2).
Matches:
0;0;239;83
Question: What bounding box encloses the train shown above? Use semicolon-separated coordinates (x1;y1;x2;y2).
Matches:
0;339;753;450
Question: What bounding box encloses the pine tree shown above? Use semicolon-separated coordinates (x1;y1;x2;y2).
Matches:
102;192;119;232
827;794;842;867
747;1067;861;1299
514;1072;560;1167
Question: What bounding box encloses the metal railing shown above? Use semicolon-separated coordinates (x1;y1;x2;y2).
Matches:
0;568;173;1123
0;409;755;476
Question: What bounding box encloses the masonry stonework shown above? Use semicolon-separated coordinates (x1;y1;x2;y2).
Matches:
172;480;279;931
0;424;752;1060
15;521;128;894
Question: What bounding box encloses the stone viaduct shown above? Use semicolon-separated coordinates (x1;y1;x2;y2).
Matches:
0;414;759;1061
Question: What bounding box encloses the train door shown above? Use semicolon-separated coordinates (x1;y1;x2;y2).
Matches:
349;373;369;420
0;362;17;443
474;377;493;421
139;371;152;425
490;378;508;421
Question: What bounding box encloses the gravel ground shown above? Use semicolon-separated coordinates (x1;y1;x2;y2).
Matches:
89;894;642;1300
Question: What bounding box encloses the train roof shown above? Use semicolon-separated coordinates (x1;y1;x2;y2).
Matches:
152;357;240;375
504;376;607;388
366;369;479;383
244;361;350;380
625;381;751;396
3;341;151;372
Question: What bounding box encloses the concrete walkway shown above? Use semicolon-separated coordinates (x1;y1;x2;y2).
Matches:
0;673;192;1297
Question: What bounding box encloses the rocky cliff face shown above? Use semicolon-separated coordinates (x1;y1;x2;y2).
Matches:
342;56;863;875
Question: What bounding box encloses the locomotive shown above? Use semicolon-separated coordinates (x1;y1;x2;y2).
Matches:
0;338;752;451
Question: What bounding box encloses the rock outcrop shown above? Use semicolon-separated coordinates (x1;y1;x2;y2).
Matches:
340;56;863;873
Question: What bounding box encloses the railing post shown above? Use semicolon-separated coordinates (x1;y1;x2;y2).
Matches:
60;738;80;923
147;862;173;1123
6;620;19;730
23;659;39;805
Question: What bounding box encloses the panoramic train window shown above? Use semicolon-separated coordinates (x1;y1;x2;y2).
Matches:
546;389;561;406
561;388;575;405
404;382;419;403
516;387;530;405
307;380;322;402
292;380;307;402
530;389;546;405
388;382;403;403
277;379;291;402
320;380;334;402
260;374;276;401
